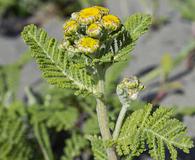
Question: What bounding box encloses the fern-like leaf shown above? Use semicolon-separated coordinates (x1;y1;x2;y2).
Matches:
21;24;96;96
83;117;99;134
29;104;78;131
124;13;152;42
87;135;107;160
61;133;88;160
114;14;152;62
93;13;152;64
0;103;39;160
116;104;194;160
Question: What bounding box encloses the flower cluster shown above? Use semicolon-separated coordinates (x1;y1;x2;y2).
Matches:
61;6;121;55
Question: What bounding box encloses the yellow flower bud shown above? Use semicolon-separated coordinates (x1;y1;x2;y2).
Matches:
78;7;101;25
93;6;109;16
101;14;121;32
77;37;100;54
86;22;103;38
63;20;79;36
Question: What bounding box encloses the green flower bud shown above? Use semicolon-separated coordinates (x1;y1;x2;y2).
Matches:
71;12;79;20
101;14;121;32
117;77;144;102
93;6;109;16
86;22;103;38
59;40;71;49
63;20;79;36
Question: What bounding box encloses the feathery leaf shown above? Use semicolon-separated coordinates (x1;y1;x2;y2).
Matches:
21;24;96;96
116;104;194;160
114;14;152;62
61;133;88;160
87;135;107;160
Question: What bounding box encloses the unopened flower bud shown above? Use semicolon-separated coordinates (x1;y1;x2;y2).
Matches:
63;20;79;36
71;12;79;20
77;36;100;54
93;6;109;16
78;7;101;25
60;40;71;49
86;22;103;38
117;77;144;103
101;14;121;32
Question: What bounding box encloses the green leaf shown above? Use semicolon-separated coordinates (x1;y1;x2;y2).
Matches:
87;135;107;160
0;64;21;104
0;103;39;160
33;122;54;160
124;13;152;42
114;43;134;62
116;104;194;160
29;104;79;131
92;52;113;64
21;24;96;96
83;117;99;134
61;133;88;160
173;0;195;21
114;14;152;62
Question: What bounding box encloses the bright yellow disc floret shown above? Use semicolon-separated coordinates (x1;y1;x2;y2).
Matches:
63;20;79;36
101;14;121;32
78;7;101;25
77;37;100;54
93;6;109;16
86;22;103;38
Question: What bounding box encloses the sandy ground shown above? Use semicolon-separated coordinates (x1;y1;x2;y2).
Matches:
0;0;195;158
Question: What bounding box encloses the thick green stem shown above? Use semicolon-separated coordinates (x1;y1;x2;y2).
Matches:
113;103;128;140
96;74;117;160
96;98;117;160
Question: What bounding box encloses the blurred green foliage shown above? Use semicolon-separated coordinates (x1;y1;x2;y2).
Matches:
0;0;104;17
0;0;42;17
0;0;15;14
0;102;41;160
173;0;195;21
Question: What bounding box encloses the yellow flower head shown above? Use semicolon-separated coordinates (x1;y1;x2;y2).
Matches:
78;7;101;25
101;14;121;32
61;6;123;55
77;37;100;54
86;22;103;38
93;6;109;16
63;20;79;36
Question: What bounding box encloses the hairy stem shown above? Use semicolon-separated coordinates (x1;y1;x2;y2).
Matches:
96;73;118;160
113;103;128;140
96;98;118;160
